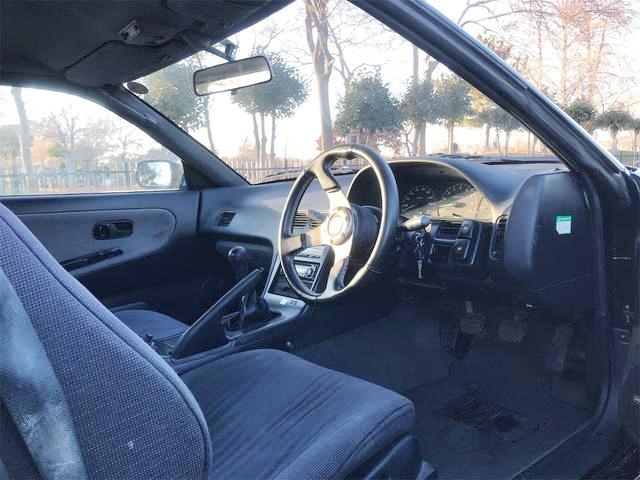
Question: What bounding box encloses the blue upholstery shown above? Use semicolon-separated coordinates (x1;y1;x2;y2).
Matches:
0;200;416;479
182;349;415;479
115;309;188;338
0;203;212;480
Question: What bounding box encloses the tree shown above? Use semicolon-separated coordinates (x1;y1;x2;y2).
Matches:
631;117;640;167
40;107;114;190
0;125;21;192
564;98;597;133
334;71;402;150
108;123;143;187
232;53;308;166
10;87;35;190
296;0;404;151
401;78;435;156
596;109;634;155
631;117;640;156
476;107;523;154
409;2;523;151
511;0;635;106
143;58;213;149
304;0;333;150
41;107;84;189
433;75;473;154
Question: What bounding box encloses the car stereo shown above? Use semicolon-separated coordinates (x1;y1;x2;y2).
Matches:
269;246;328;298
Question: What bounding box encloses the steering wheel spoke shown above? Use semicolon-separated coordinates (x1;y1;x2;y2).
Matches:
281;224;326;255
326;187;350;211
320;242;352;299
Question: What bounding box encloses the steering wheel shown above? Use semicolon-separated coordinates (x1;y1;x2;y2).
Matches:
278;144;399;303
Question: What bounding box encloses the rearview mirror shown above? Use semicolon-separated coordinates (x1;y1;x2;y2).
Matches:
193;56;272;96
136;160;182;189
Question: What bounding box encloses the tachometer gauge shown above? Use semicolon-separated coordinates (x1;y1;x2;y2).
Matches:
401;184;437;215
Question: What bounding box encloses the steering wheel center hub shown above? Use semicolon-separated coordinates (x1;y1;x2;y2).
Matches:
326;207;352;244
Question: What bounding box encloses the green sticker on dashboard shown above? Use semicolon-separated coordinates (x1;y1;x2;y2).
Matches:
556;215;572;235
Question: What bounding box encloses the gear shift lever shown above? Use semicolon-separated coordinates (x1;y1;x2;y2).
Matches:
226;246;270;332
228;246;250;282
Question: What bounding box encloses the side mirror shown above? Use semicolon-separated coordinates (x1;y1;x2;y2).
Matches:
193;56;272;96
136;160;182;189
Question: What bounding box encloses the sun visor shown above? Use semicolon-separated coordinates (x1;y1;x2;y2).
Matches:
65;42;192;87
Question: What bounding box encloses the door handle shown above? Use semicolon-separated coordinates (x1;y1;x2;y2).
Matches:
94;220;133;240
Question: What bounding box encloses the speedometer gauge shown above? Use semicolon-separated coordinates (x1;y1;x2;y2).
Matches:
401;184;437;215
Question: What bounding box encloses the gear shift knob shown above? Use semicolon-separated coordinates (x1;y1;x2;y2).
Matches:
228;245;249;282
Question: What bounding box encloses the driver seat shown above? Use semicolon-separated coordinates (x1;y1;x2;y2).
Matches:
0;202;420;479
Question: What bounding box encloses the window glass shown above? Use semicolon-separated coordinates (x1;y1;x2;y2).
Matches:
138;0;555;185
0;86;183;195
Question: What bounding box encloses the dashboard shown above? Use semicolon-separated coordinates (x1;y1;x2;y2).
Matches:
202;155;595;317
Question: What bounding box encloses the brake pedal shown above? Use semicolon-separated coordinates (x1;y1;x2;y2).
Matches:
498;306;530;343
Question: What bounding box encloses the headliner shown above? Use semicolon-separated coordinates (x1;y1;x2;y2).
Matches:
0;0;291;88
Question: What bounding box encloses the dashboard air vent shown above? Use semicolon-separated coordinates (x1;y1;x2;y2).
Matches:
215;211;236;227
491;215;508;259
293;211;325;230
437;221;462;239
293;213;310;229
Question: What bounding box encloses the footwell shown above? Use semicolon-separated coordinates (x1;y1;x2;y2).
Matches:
584;442;639;480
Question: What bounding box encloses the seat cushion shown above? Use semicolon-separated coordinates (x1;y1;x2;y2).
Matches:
115;309;188;338
182;349;415;480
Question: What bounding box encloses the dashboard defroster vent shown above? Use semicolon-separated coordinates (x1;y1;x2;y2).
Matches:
215;211;236;227
491;215;508;259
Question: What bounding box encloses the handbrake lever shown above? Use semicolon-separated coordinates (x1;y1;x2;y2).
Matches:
171;268;264;359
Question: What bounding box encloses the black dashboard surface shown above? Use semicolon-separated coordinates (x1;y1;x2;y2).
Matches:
348;159;565;222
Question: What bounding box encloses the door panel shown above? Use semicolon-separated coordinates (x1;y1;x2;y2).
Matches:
2;191;231;323
20;208;176;276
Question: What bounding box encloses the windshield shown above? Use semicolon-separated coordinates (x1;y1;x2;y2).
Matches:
137;0;608;185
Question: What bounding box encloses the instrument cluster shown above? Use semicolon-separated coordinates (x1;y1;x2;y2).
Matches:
400;181;492;221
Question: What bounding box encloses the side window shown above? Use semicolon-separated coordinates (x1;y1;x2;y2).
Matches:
0;86;184;195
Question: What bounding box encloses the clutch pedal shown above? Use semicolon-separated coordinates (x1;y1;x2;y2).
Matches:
459;300;486;336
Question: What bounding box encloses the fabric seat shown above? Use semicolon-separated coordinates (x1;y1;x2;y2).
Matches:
115;309;188;338
0;201;417;479
182;349;415;479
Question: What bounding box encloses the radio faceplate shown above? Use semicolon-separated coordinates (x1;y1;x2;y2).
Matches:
269;246;329;298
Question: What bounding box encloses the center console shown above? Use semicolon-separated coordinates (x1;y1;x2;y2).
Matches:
156;245;330;364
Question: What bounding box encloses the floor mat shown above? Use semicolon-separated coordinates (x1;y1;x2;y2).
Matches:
404;343;591;480
434;388;541;443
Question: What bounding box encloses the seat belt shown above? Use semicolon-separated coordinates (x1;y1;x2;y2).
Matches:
0;268;87;480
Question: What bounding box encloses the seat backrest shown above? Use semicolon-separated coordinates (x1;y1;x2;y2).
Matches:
0;203;212;479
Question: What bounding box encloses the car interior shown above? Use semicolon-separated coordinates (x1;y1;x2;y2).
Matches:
0;0;638;479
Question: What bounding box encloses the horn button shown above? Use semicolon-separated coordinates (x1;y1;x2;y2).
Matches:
325;207;353;245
